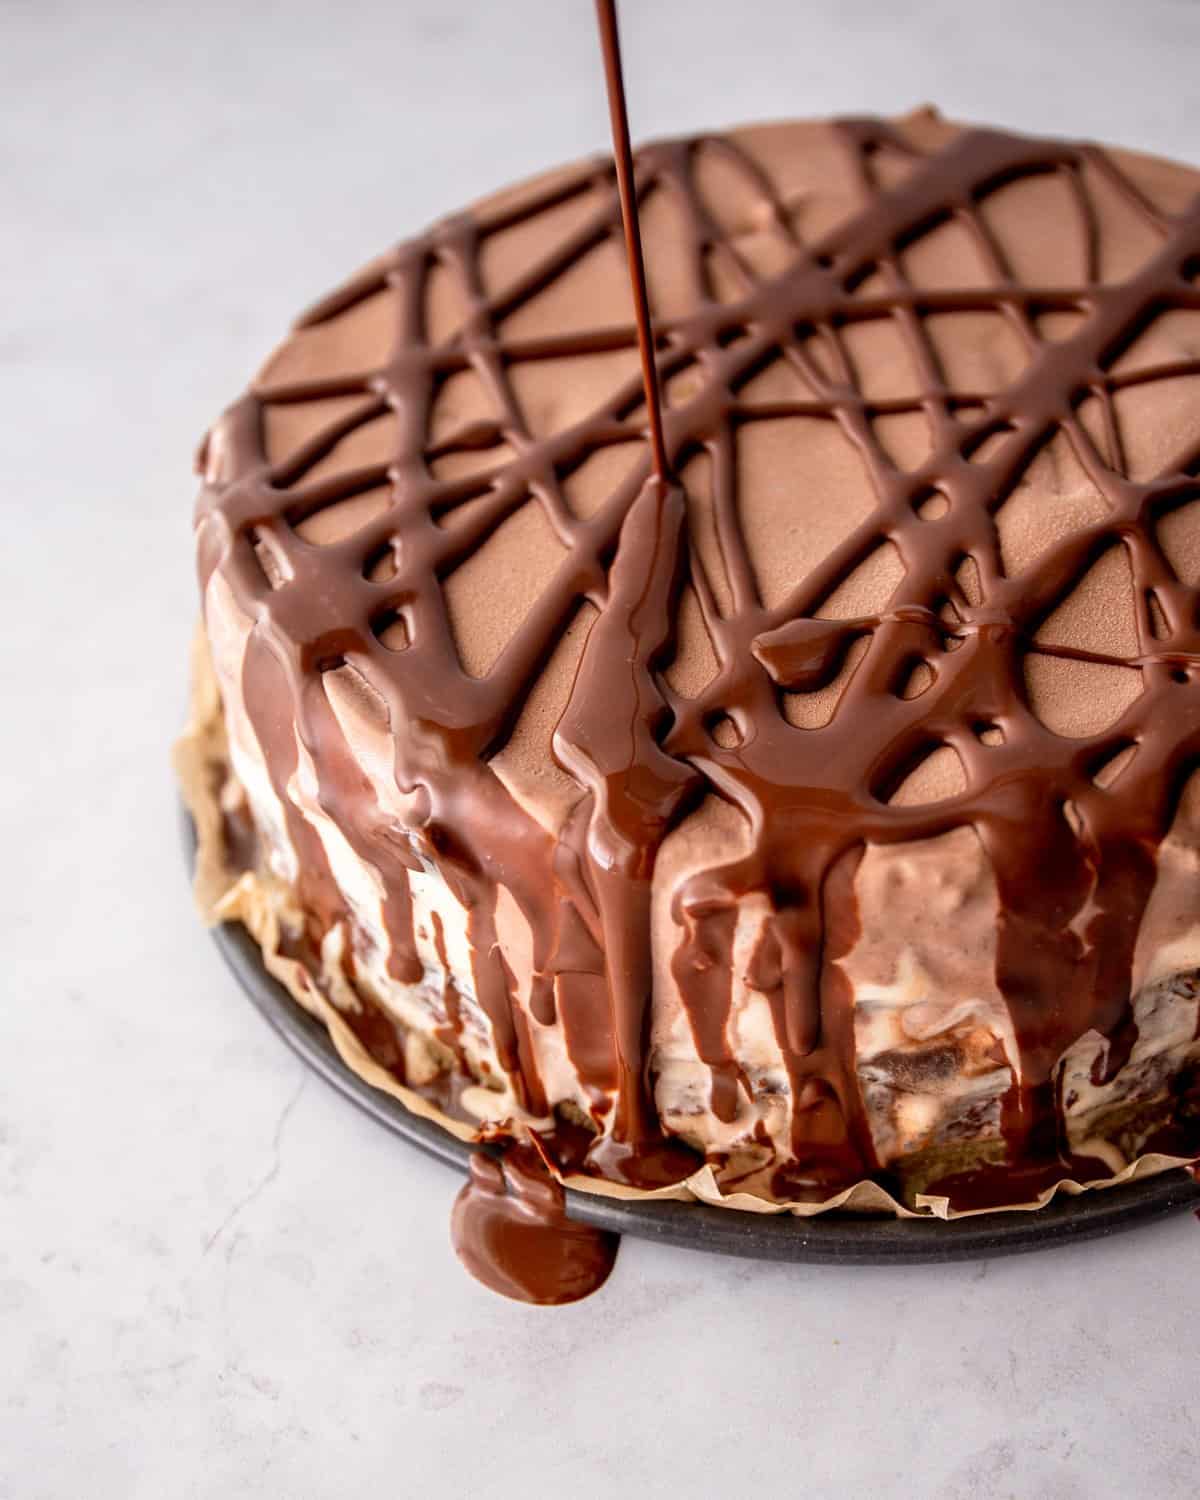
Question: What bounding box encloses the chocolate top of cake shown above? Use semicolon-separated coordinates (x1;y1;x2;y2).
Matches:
197;109;1200;1199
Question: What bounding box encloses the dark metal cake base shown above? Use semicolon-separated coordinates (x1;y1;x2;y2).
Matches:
201;904;1200;1264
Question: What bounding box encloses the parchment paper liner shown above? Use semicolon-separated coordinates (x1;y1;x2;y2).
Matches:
175;630;1197;1220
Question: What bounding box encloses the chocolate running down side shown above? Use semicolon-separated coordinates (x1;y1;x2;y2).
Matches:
193;108;1200;1213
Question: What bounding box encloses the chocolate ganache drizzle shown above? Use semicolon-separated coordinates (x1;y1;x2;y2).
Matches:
195;57;1200;1225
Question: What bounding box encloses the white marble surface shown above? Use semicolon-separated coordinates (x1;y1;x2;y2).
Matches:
5;2;1200;1494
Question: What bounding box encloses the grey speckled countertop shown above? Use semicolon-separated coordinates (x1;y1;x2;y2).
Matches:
5;3;1200;1495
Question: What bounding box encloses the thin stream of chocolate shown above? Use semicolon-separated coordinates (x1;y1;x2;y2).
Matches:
594;0;671;484
196;114;1200;1214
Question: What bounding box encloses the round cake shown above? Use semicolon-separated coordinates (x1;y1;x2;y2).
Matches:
182;107;1200;1215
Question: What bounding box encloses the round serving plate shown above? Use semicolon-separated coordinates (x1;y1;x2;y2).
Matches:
186;816;1200;1263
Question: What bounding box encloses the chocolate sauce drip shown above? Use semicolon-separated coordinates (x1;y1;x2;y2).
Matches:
451;1147;618;1304
195;103;1200;1212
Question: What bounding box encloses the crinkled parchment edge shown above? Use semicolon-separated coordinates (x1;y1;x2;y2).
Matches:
174;628;1197;1220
